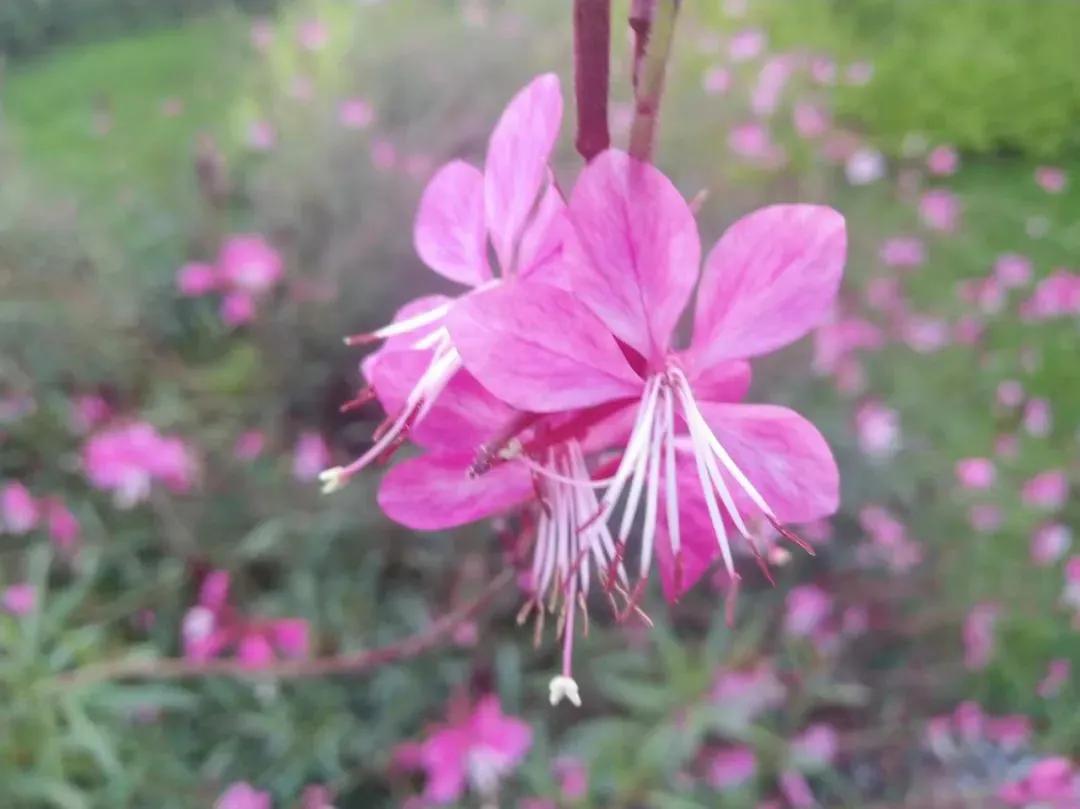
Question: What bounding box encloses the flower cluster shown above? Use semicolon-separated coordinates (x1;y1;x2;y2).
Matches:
176;234;283;327
83;422;196;507
325;75;846;704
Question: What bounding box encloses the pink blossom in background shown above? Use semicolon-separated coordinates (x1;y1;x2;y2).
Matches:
702;65;731;95
812;316;883;377
292;432;331;482
790;723;838;770
999;757;1079;807
1;482;39;534
1035;166;1067;194
707;746;757;789
250;18;274;52
402;696;532;805
779;770;815;808
215;782;271;809
1037;659;1070;698
1064;558;1080;614
176;261;218;296
855;400;901;459
809;56;836;85
246;120;277;152
1023;397;1052;437
220;292;256;328
994;433;1019;459
845;61;874;85
728;122;785;167
1032;523;1072;566
83;423;196;507
994;254;1033;288
859;506;922;573
217;235;283;295
963;602;999;670
711;662;786;723
751;56;794;117
728;28;766;62
793;102;829;139
955;458;996;490
370;138;397;171
44;497;81;554
844;147;885;186
969;504;1002;533
997;380;1025;408
953;316;984;346
1022;470;1068;510
299;785;334;809
878;236;925;268
338;98;374;129
233;430;267;462
1020;270;1080;321
926;145;959;176
2;583;37;616
784;584;832;638
297;18;329;51
554;756;588;799
919;189;962;232
901;315;949;353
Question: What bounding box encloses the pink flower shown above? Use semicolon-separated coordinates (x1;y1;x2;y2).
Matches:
790;723;838;770
68;393;110;433
216;782;271;809
784;584;832;638
855;400;901;459
963;602;999;670
999;757;1078;807
2;583;37;616
998;380;1025;408
1038;659;1070;698
233;430;266;462
247;120;277;152
1024;398;1053;437
779;770;815;808
1035;166;1067;194
711;661;786;722
845;147;885;185
441;154;843;681
809;56;836;85
1032;523;1072;566
554;756;588;799
297;18;328;51
1023;470;1068;510
338;98;374;129
370;138;397;170
404;696;532;805
751;56;794;117
994;254;1032;288
325;75;565;491
292;432;331;482
793;102;829;139
217;235;282;295
878;236;925;268
220;292;256;327
1020;270;1080;321
176;262;217;296
919;189;962;232
1;482;39;534
728;122;786;167
955;457;996;490
44;497;81;554
707;746;757;789
250;19;274;52
702;66;731;95
83;423;195;507
728;29;766;62
926;145;959;176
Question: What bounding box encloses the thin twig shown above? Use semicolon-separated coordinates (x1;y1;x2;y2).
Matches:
629;0;656;91
58;569;514;687
572;0;612;161
628;0;681;162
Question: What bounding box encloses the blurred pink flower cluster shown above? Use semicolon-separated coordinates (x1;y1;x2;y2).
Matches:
177;234;283;327
83;423;196;508
182;570;309;667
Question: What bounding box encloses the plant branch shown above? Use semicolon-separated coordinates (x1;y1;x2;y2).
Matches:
628;0;681;162
573;0;612;162
629;0;656;91
58;569;514;688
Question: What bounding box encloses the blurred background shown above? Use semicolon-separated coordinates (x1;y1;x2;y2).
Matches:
1;0;1079;806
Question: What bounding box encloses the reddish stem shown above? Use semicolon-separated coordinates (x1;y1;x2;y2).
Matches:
572;0;612;162
629;0;656;91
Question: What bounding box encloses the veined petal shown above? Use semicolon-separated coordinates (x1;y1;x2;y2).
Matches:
681;357;753;403
516;177;568;283
485;73;563;272
414;161;490;286
691;204;846;365
697;403;839;523
653;456;726;601
378;453;533;531
565;149;700;362
445;281;641;412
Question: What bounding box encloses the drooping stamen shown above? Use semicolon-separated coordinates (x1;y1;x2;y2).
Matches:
343;301;452;346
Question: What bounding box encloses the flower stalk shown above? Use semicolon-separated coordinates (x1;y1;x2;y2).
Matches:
572;0;612;162
628;0;681;162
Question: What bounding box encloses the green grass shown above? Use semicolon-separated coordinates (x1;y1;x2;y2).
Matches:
3;15;247;200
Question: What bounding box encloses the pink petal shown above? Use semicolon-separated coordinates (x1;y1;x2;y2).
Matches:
445;281;641;412
237;633;275;669
485;73;563;272
378;453;533;530
691;205;845;365
516;178;568;282
414;161;490;286
564;149;700;361
700;403;839;523
269;618;310;658
681;357;752;402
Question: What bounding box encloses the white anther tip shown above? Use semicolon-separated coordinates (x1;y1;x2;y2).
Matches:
548;675;582;708
318;466;347;494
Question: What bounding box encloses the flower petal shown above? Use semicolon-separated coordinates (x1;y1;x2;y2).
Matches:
564;149;700;361
414;161;490;286
445;281;641;412
691;204;846;365
378;453;533;530
516;176;568;283
699;403;839;523
684;358;752;403
485;73;563;272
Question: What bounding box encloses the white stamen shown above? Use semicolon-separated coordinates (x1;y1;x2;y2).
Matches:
318;466;347;494
369;302;452;341
549;675;582;707
662;384;681;558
